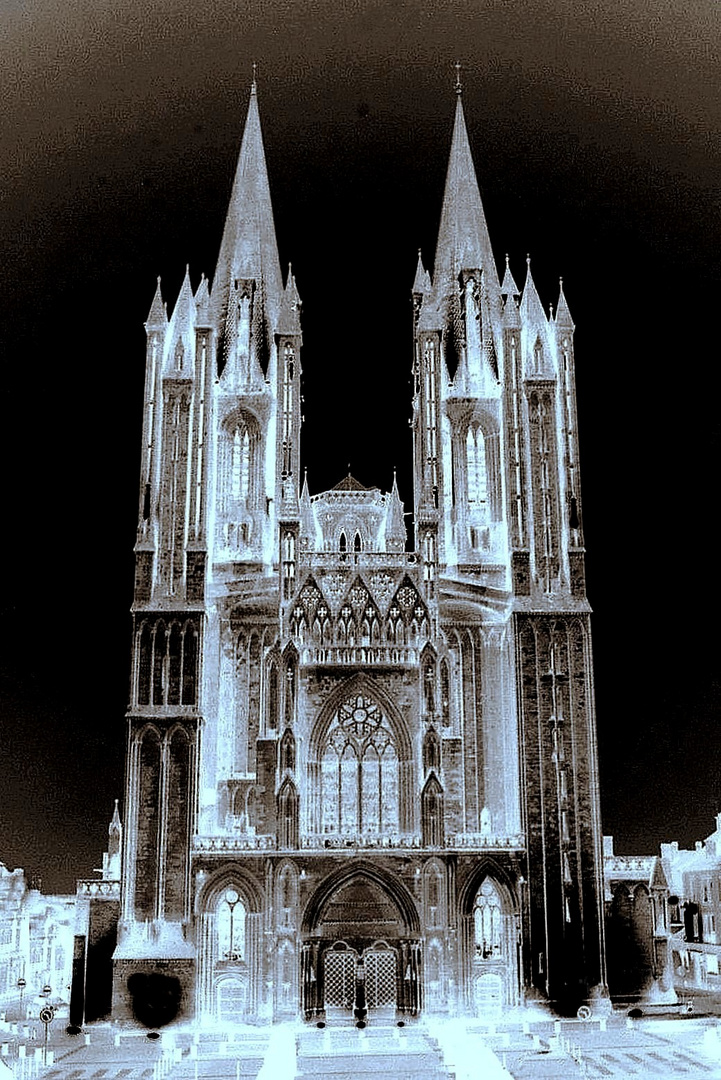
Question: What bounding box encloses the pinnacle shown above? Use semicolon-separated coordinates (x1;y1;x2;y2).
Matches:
520;256;548;328
412;249;430;295
278;264;302;335
555;277;575;329
500;254;520;298
145;276;167;329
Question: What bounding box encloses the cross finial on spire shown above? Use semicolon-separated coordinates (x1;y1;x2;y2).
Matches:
454;61;463;96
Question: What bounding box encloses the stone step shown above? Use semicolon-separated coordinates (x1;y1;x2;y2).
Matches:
295;1028;453;1080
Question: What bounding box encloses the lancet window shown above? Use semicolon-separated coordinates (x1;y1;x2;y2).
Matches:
281;343;295;479
466;425;488;509
320;694;399;837
219;410;259;517
137;619;198;706
473;880;504;959
217;889;246;961
423;337;440;504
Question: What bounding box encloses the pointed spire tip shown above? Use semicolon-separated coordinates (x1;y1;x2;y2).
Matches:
454;61;463;97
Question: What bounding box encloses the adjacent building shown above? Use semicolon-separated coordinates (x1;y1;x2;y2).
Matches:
0;864;74;1020
114;78;608;1026
602;836;675;1006
662;815;721;995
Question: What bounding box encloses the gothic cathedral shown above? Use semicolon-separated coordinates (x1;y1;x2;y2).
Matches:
113;80;608;1026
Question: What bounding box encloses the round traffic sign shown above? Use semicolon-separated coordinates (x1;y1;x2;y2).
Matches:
39;1005;55;1024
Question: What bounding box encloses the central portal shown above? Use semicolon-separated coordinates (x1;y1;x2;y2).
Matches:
301;868;421;1021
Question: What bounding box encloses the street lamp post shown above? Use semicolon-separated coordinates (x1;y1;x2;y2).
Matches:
17;977;26;1020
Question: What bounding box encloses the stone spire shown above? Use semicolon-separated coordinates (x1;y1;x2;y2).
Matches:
103;799;122;881
386;470;407;551
211;80;283;333
433;93;499;295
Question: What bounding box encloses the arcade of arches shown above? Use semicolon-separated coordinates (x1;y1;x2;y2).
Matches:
192;865;519;1023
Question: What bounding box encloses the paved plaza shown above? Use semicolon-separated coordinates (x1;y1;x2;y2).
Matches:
3;1012;721;1079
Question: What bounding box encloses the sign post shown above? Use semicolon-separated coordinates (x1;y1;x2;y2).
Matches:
39;1005;55;1065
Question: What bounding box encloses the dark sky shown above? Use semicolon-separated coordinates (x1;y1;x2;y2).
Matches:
1;0;720;893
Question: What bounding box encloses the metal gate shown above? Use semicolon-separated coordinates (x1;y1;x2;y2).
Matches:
364;949;396;1011
324;949;356;1011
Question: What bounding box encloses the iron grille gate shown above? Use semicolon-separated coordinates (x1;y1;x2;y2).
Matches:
324;950;356;1009
364;949;396;1009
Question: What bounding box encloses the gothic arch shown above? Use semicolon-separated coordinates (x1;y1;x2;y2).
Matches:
301;861;420;936
277;777;299;850
421;772;444;847
459;859;519;917
196;863;264;916
308;672;412;762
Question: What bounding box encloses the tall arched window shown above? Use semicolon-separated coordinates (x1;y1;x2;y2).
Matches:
267;660;279;730
473;880;503;959
181;623;197;705
466;426;488;509
440;659;450;726
320;694;399;837
231;426;251;501
152;622;167;705
217;889;246;961
138;624;152;705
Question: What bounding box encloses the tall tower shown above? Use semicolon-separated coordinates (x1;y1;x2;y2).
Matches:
114;78;606;1026
412;83;606;1012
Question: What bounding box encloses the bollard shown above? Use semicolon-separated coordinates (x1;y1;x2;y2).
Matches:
600;1017;607;1031
554;1020;562;1034
84;1032;91;1044
46;1050;54;1065
114;1033;121;1047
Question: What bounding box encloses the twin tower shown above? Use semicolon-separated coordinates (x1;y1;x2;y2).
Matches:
114;80;607;1026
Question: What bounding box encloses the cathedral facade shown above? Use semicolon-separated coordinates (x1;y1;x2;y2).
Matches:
113;80;607;1026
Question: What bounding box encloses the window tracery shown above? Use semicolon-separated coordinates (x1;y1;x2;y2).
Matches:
320;694;399;837
217;889;246;961
473;880;503;959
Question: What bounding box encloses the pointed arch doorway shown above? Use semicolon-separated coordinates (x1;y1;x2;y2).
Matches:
301;867;422;1022
461;873;521;1015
